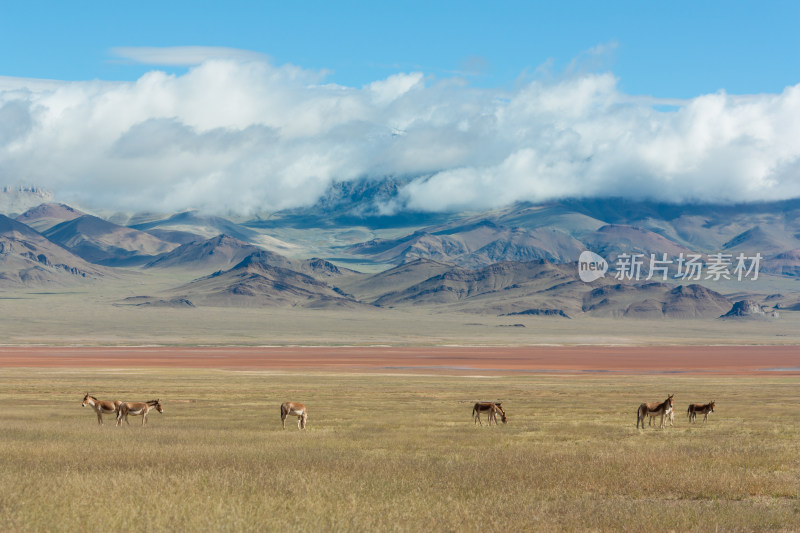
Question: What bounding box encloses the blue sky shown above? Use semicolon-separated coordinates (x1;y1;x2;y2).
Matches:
0;1;799;214
2;1;797;97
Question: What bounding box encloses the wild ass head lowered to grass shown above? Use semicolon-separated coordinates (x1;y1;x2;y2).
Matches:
472;401;507;426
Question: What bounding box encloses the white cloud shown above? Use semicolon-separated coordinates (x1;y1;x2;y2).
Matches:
110;46;269;66
0;49;798;216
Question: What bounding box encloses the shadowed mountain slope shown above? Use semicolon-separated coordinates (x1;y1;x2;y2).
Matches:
349;220;584;267
0;214;108;286
138;253;363;309
581;224;693;260
144;234;263;273
373;261;572;307
131;210;296;254
335;258;454;302
15;203;85;232
43;215;177;266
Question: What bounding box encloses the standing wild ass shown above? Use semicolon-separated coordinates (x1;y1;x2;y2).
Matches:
472;402;507;425
116;399;163;426
687;401;715;423
637;394;674;429
81;393;122;425
281;402;308;430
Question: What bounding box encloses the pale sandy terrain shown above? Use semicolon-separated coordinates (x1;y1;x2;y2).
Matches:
2;277;799;372
2;286;800;346
1;345;798;375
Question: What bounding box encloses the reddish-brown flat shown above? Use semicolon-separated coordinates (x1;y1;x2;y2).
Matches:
0;345;798;375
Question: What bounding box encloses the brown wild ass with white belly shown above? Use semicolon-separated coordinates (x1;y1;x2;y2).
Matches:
687;401;715;423
81;393;122;425
637;394;674;429
472;402;507;426
116;399;163;426
281;402;308;430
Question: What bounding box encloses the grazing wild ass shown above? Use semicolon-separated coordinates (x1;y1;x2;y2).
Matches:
116;399;163;426
81;393;122;425
281;402;308;430
472;402;507;426
637;394;674;429
687;401;715;423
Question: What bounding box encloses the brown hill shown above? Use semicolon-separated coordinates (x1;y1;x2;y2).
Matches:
582;282;730;319
349;220;584;267
366;257;733;319
335;258;454;302
15;203;85;232
582;282;671;318
373;261;572;307
720;299;780;320
582;224;693;261
147;253;362;309
763;249;800;278
229;250;361;282
722;225;800;256
43;215;177;266
0;214;107;286
144;234;263;273
662;284;733;319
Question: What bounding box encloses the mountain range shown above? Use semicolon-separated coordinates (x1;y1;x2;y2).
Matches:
2;181;799;318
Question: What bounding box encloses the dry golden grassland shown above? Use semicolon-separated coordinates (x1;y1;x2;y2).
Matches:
1;369;799;532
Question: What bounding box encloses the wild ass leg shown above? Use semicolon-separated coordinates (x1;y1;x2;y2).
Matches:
117;408;130;426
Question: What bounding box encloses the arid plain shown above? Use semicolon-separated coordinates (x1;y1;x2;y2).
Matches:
2;284;800;531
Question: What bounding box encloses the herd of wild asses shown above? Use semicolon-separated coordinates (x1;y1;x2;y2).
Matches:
83;393;716;430
636;395;717;429
81;393;163;426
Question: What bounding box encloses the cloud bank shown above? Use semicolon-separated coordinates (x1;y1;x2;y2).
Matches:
0;51;798;215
